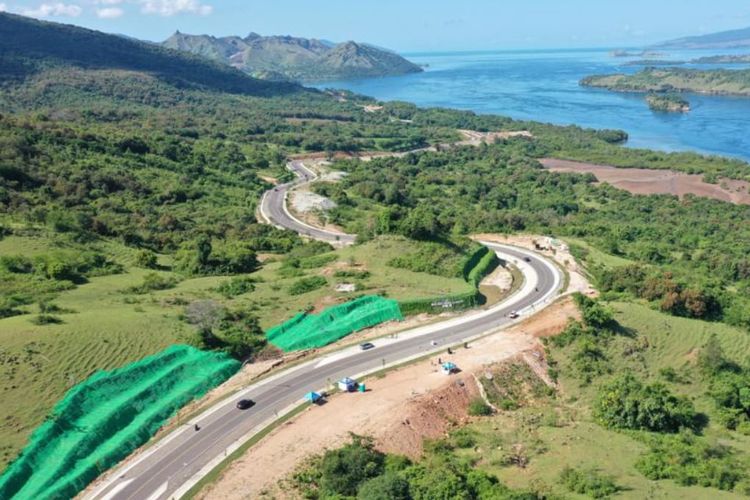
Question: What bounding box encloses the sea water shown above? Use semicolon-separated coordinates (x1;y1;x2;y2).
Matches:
315;48;750;160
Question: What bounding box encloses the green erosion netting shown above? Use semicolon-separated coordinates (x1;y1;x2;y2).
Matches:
267;295;403;351
0;345;240;500
399;245;499;315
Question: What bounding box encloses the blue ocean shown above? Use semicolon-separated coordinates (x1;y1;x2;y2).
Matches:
315;48;750;160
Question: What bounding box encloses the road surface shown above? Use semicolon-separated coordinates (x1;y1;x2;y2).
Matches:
87;242;561;500
87;155;564;500
259;160;356;245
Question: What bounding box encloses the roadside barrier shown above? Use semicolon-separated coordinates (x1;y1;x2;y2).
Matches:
399;246;500;315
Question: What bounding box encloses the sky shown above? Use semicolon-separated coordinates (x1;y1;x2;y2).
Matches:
2;0;750;51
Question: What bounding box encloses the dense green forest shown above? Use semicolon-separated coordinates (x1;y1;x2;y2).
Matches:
319;145;750;329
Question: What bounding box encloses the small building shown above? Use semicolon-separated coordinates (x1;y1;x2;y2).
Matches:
304;391;322;404
338;377;357;392
441;362;458;375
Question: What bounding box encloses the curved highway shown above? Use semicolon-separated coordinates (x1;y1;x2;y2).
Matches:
260;160;356;245
87;160;563;500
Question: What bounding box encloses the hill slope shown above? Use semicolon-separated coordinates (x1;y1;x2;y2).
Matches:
0;13;295;96
162;31;423;81
654;26;750;49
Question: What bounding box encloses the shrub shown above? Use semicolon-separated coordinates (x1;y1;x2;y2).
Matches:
334;269;371;280
635;432;745;491
559;466;620;498
134;249;158;269
594;373;698;433
450;428;477;448
215;276;256;298
288;276;327;296
127;273;178;294
357;472;410;500
319;436;385;497
468;398;493;416
29;314;63;325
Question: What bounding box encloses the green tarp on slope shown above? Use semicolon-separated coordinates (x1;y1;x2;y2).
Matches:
267;295;403;351
0;345;240;500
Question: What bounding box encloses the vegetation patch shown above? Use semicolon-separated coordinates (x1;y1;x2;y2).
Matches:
288;435;536;500
559;466;621;499
288;276;328;296
479;359;552;411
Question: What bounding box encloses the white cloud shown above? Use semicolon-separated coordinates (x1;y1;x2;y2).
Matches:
22;2;83;17
96;6;123;18
139;0;212;16
0;3;7;12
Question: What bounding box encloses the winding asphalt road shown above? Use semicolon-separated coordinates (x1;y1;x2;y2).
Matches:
259;160;356;245
86;160;563;500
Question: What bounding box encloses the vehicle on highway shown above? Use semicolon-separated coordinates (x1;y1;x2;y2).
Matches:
236;399;255;410
523;256;531;262
359;342;375;351
509;311;519;319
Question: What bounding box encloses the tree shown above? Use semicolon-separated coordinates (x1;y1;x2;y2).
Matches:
400;205;438;240
319;436;385;497
698;334;728;376
219;312;265;360
196;234;212;268
185;300;223;334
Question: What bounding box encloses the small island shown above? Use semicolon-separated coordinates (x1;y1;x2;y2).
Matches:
581;67;750;97
646;92;690;113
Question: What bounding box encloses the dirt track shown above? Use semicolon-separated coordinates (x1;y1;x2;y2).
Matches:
541;158;750;205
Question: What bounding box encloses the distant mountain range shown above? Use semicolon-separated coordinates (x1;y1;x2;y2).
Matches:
0;12;293;96
654;26;750;50
161;32;423;82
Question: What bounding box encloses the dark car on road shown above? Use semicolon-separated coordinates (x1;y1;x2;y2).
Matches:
359;342;375;351
236;399;255;410
523;256;531;262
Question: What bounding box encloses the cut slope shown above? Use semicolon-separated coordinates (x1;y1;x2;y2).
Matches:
0;345;240;500
267;295;403;351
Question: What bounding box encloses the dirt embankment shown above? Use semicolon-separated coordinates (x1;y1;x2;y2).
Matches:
541;158;750;205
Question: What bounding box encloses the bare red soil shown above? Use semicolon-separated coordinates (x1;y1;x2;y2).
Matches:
541;158;750;205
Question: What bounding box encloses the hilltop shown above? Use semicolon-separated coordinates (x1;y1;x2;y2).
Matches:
0;12;295;96
654;25;750;49
162;31;423;82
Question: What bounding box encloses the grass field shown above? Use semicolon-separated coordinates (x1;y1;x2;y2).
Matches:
0;233;471;470
450;301;750;499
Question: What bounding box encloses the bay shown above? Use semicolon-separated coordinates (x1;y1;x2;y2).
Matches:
315;48;750;160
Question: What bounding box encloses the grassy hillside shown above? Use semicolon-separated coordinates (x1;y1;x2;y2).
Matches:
0;232;471;470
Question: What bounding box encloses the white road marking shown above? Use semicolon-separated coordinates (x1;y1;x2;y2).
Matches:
99;479;134;500
145;481;168;500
